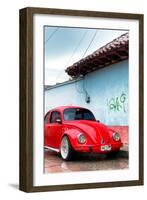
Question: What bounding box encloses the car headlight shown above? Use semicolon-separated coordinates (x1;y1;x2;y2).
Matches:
112;132;120;141
78;134;86;144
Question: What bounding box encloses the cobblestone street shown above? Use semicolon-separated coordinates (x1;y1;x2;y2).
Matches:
44;149;128;173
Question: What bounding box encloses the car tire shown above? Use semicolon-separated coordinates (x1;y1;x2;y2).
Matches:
60;136;74;161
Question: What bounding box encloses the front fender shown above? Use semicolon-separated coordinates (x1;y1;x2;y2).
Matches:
62;128;92;150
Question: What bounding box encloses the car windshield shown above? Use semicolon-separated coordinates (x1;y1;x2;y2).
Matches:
64;108;96;121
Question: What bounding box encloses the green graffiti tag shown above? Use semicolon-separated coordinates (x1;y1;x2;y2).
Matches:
107;93;127;112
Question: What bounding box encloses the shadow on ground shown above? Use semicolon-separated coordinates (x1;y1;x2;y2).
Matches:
8;183;19;190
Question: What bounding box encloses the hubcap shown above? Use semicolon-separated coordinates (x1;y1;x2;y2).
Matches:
61;137;69;159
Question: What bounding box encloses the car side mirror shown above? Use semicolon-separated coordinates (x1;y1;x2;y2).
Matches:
56;118;62;124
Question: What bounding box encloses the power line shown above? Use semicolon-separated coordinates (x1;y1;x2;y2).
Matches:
65;30;88;67
75;30;98;96
45;27;59;44
55;30;88;82
82;29;98;58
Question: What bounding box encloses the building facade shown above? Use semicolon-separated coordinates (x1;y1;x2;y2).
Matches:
45;33;129;146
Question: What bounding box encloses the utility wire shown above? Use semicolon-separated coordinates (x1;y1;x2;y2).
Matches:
76;30;98;96
45;27;59;44
82;29;98;58
65;30;88;68
55;30;88;82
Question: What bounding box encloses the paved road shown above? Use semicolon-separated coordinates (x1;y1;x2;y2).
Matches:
44;149;128;173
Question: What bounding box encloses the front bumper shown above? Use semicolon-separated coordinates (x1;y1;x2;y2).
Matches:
74;142;123;153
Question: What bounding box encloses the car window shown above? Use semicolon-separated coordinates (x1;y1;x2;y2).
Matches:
50;111;61;123
64;108;95;121
44;111;50;124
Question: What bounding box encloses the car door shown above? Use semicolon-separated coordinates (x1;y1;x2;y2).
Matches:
45;110;62;149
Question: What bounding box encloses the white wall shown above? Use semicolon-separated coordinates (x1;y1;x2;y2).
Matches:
45;61;128;125
0;0;146;199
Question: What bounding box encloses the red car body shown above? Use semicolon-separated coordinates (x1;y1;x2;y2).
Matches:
44;106;123;160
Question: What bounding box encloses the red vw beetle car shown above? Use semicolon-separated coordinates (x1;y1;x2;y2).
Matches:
44;106;123;160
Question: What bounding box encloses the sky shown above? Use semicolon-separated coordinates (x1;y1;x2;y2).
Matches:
44;26;128;85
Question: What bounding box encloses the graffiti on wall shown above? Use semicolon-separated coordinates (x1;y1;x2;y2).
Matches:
107;92;127;113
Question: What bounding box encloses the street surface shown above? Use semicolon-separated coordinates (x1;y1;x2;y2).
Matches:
44;149;128;173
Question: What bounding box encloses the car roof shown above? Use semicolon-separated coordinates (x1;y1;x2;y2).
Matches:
48;105;86;112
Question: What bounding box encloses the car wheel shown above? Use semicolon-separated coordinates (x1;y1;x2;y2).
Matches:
60;136;74;161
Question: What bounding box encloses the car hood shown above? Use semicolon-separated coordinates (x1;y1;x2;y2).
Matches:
64;120;111;144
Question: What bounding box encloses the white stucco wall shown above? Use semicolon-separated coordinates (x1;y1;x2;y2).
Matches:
45;60;128;125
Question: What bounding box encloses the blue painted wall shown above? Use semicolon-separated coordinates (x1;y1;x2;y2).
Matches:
45;60;128;125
